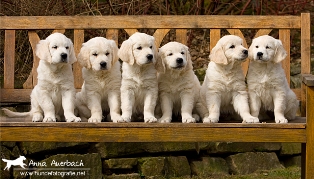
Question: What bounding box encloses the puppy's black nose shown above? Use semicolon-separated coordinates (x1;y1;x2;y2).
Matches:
100;61;107;68
61;53;67;59
146;54;153;61
257;52;263;57
176;58;183;64
243;50;248;55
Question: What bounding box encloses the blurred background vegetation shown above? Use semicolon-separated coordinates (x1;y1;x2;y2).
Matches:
0;0;313;88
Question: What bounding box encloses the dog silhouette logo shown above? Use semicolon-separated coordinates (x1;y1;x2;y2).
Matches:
2;156;27;170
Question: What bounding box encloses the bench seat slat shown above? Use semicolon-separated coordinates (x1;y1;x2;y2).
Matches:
0;125;306;142
0;16;301;29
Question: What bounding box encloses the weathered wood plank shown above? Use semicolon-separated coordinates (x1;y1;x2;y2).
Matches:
0;125;306;142
106;29;119;45
4;30;15;89
302;74;314;87
73;29;84;88
301;13;311;117
153;29;170;48
279;29;291;84
210;29;220;50
0;89;32;103
23;31;40;89
0;16;301;29
306;86;314;178
176;29;187;45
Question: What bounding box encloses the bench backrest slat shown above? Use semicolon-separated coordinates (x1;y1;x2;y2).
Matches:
4;30;15;89
0;16;302;29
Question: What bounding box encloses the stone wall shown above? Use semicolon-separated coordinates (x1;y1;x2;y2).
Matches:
1;142;301;178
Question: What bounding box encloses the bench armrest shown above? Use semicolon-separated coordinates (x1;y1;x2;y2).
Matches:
302;74;314;87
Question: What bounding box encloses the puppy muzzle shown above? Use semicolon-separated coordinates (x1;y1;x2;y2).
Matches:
60;53;68;63
100;61;107;70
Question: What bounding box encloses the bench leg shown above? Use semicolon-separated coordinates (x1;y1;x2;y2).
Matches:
305;86;314;178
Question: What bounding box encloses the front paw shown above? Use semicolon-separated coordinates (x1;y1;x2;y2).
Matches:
275;117;288;123
203;116;219;123
243;116;260;123
119;115;131;123
111;114;123;123
87;117;101;123
158;117;172;123
144;116;157;123
43;117;56;122
182;117;196;123
32;114;43;122
66;116;81;122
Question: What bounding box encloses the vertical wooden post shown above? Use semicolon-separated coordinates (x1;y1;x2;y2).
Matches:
300;13;311;116
306;86;314;178
279;29;291;84
4;30;15;89
73;29;85;89
176;29;187;45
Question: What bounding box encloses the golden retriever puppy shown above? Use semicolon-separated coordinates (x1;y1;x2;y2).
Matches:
2;33;81;122
156;42;207;123
75;37;122;123
118;32;158;123
200;35;259;123
247;35;298;123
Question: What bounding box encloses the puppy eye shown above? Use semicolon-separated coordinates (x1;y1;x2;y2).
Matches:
230;45;235;49
266;46;270;49
168;53;173;56
52;46;58;49
255;46;259;48
65;46;69;49
150;46;153;49
181;52;185;55
92;53;98;57
105;52;110;56
137;46;142;50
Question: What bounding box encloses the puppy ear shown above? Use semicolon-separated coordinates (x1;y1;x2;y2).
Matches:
118;39;134;65
67;38;77;64
77;43;91;69
273;39;287;63
109;40;119;66
209;45;228;65
155;48;166;73
184;45;193;71
35;40;52;63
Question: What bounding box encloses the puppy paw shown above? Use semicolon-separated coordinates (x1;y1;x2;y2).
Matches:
182;117;196;123
32;115;43;122
275;117;288;123
119;116;131;123
144;116;157;123
43;117;56;122
158;117;172;123
87;117;101;123
243;116;260;123
111;116;124;123
203;117;219;123
192;114;200;122
67;116;81;122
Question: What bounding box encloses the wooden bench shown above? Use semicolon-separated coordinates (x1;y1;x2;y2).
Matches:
0;14;313;178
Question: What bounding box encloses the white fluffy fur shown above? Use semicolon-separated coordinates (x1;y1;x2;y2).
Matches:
200;35;259;123
156;42;207;123
247;35;298;123
75;37;122;123
118;32;158;123
2;33;80;122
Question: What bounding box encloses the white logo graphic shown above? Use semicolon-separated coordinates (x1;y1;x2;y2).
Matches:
2;156;27;170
